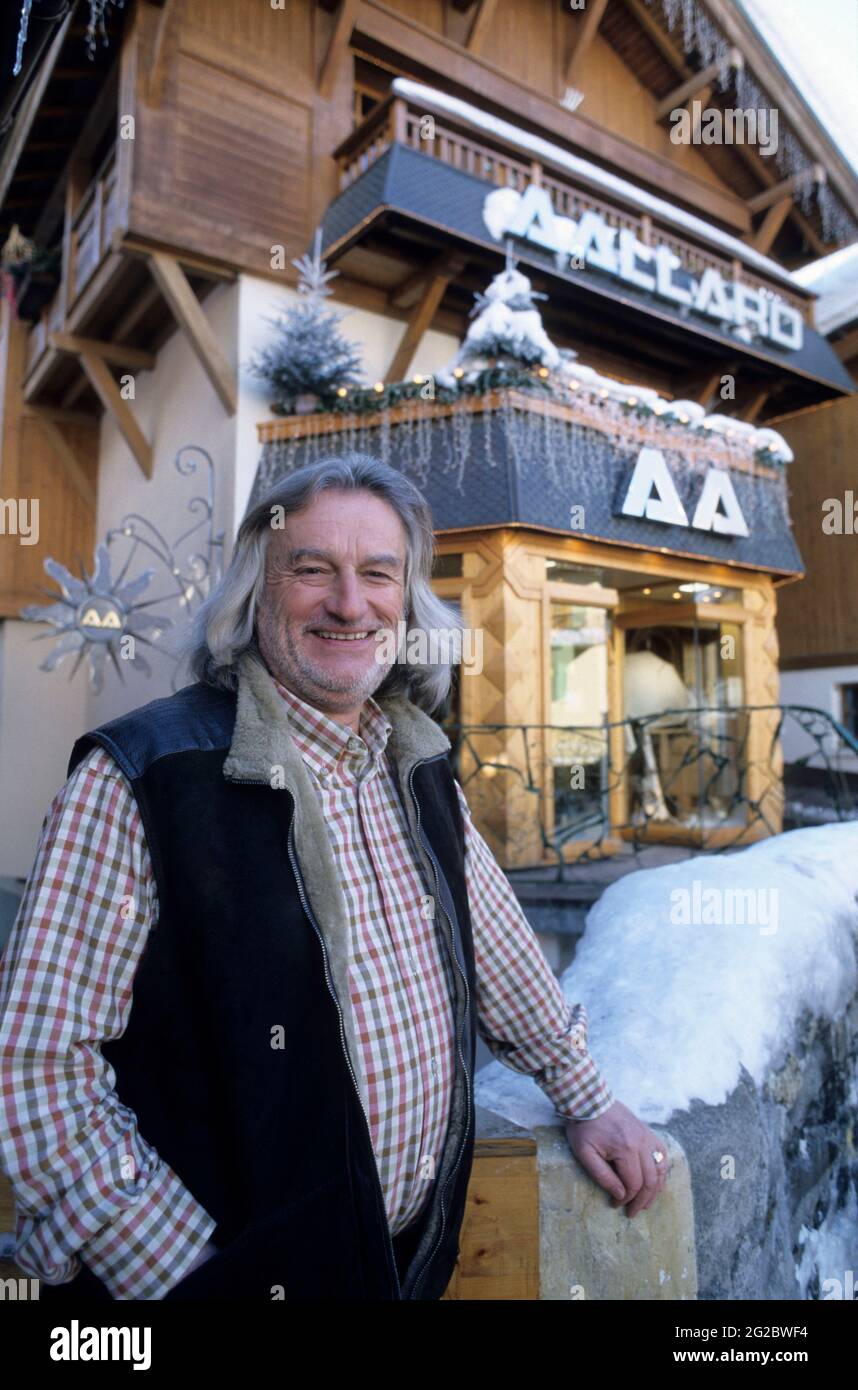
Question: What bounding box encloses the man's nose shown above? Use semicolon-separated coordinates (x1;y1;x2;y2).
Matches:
326;569;366;621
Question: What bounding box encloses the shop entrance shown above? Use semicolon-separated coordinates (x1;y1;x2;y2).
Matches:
615;579;747;837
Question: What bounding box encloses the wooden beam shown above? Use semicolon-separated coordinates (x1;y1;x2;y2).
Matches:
319;0;359;100
752;196;793;255
389;251;465;309
145;0;177;106
0;10;74;208
147;251;237;414
50;331;157;371
31;414;97;511
695;369;729;410
467;0;499;54
79;351;152;478
623;0;829;255
385;266;459;383
79;351;153;479
655;51;742;121
834;327;858;364
21;404;95;427
743;387;771;424
747;167;824;215
562;0;610;99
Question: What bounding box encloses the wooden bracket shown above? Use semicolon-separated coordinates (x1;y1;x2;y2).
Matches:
147;251;237;415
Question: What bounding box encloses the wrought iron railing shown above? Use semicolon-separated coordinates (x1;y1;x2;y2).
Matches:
440;704;858;878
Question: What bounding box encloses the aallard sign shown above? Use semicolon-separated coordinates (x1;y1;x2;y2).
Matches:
484;184;804;353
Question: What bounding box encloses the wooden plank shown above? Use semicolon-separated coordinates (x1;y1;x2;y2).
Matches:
562;0;610;97
50;331;157;371
79;350;153;478
752;196;793;255
0;10;74;209
319;0;359;100
147;250;237;414
442;1136;539;1300
467;0;499;55
32;414;98;510
145;0;178;106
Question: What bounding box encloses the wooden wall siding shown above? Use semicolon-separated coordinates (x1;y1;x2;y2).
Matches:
0;304;98;618
776;396;858;668
125;0;323;275
575;32;735;194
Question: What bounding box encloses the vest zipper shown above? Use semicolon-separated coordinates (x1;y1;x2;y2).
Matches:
405;757;473;1301
227;775;402;1299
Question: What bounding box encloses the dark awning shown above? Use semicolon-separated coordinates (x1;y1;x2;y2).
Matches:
318;143;855;407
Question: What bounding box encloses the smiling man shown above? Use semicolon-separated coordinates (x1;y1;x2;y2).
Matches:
0;452;667;1302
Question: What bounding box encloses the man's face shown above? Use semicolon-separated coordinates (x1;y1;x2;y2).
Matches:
255;488;408;720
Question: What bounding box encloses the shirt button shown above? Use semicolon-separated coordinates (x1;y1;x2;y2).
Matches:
430;1057;438;1075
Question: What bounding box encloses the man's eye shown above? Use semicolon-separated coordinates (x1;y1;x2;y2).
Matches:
297;567;325;575
367;571;393;579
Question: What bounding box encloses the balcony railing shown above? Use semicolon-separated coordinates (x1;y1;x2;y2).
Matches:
335;92;811;321
26;145;119;376
440;703;858;877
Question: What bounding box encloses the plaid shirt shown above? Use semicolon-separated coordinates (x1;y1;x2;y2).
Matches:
0;681;614;1299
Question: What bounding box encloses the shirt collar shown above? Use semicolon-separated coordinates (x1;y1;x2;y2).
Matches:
272;680;394;778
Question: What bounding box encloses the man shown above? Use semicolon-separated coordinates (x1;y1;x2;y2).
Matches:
0;452;668;1301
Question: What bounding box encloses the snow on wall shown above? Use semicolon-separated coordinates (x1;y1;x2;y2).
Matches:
475;823;858;1127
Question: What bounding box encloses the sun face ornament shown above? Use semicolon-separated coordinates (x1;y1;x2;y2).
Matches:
20;544;174;694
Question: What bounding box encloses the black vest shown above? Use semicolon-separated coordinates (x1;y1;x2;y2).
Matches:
63;679;477;1301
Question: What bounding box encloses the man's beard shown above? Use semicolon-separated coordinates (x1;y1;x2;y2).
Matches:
257;609;398;711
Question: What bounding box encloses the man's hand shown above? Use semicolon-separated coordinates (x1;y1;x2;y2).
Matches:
564;1099;669;1218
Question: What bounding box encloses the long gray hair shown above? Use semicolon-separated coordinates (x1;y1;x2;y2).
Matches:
184;452;464;715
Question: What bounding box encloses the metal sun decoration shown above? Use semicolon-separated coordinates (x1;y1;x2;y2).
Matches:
20;446;224;694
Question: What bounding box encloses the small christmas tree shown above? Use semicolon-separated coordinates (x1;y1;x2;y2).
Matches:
437;242;560;387
250;229;364;415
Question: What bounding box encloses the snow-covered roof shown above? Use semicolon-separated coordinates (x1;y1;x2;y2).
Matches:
391;78;806;295
791;241;858;334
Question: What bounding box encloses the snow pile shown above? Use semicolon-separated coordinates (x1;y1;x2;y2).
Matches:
475;823;858;1127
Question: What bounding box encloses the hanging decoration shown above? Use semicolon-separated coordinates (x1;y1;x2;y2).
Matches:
249;227;364;415
20;446;223;693
13;0;126;76
643;0;858;244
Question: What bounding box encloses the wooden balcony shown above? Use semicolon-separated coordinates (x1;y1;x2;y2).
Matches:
335;91;811;323
26;146;120;379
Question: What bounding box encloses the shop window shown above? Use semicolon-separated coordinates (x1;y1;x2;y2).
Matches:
624;618;746;829
546;560;605;586
549;601;610;841
432;552;463;579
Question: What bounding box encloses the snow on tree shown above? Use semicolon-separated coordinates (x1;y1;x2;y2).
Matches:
436;244;561;387
250;228;364;414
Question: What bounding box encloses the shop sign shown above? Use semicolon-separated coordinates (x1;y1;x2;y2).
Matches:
484;184;804;352
619;447;749;538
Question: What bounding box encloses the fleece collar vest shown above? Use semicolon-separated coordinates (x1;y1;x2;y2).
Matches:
63;652;477;1301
